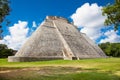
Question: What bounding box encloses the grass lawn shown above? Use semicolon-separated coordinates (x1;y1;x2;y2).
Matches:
0;58;120;80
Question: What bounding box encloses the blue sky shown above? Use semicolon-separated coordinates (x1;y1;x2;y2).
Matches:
1;0;120;50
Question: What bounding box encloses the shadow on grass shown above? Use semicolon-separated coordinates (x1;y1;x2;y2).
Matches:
0;66;120;80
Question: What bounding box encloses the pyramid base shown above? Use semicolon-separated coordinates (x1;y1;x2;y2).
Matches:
8;56;107;62
8;56;64;62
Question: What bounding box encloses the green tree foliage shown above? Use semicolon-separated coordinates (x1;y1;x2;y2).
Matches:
0;44;14;58
99;42;120;57
0;0;10;39
0;0;10;23
102;0;120;30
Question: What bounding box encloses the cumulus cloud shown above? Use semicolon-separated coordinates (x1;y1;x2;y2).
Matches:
100;30;120;43
0;21;29;50
71;3;106;40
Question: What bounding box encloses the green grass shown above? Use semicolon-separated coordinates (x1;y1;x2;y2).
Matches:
0;58;120;80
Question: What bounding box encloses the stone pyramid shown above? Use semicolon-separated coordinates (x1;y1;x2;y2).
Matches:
8;16;106;62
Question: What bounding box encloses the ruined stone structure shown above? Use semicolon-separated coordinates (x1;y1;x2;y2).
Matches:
8;16;106;62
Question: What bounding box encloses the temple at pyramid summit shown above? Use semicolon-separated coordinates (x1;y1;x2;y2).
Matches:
8;16;106;62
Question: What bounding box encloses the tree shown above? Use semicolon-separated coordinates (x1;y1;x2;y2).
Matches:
102;0;120;30
0;44;14;58
99;42;120;57
0;0;10;39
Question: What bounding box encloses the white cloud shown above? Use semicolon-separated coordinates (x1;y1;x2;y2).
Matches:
100;30;120;43
0;21;29;50
32;21;37;27
71;3;106;40
80;27;102;40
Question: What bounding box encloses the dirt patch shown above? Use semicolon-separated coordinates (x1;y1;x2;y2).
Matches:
0;66;85;78
0;66;99;80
